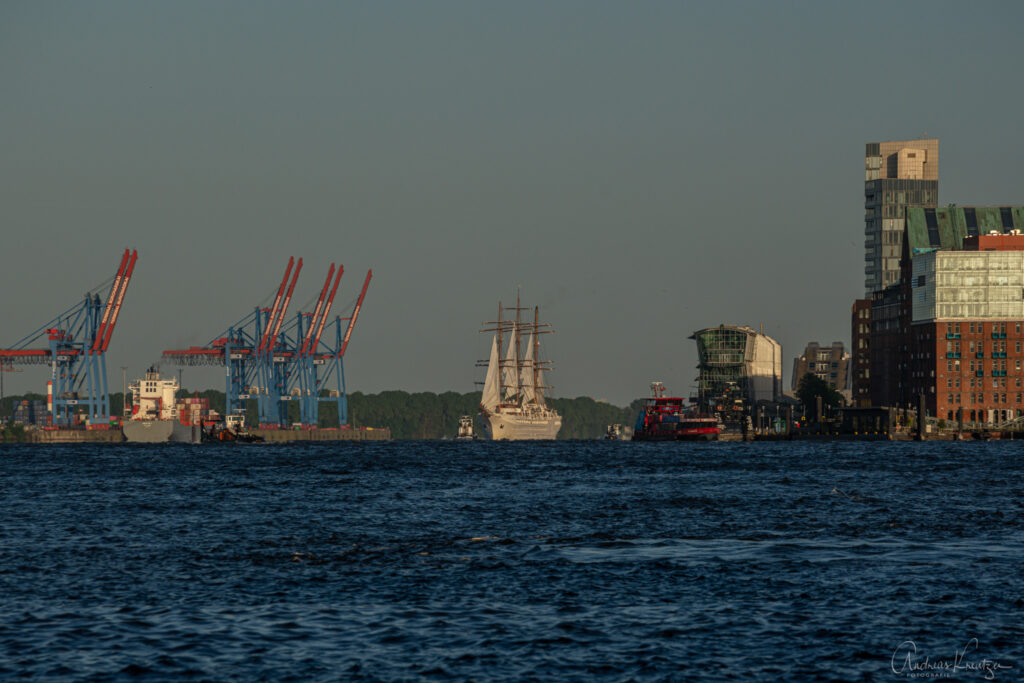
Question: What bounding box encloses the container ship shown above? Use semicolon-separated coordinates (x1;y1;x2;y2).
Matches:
122;368;216;443
632;382;720;441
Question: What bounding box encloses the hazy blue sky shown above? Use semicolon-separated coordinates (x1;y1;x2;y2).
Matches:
2;2;1023;405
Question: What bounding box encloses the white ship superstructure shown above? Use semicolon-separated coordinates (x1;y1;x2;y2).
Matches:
123;367;201;443
478;295;562;440
128;368;179;421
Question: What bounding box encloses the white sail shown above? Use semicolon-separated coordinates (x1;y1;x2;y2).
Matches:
535;363;547;408
520;333;535;404
480;335;501;411
503;326;519;401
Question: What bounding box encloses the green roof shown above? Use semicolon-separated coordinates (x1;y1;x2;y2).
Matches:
906;205;1024;253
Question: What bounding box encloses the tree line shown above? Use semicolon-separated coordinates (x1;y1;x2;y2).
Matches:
1;389;644;440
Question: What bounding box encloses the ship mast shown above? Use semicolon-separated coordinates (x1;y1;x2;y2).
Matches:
515;288;521;405
480;292;552;410
497;300;503;411
533;306;540;403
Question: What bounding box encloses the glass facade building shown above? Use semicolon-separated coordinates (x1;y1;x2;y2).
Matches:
692;325;782;406
864;139;939;295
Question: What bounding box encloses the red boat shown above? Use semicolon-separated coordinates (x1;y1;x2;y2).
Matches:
632;382;720;441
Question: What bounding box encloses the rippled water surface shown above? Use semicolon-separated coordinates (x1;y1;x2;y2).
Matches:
2;440;1022;680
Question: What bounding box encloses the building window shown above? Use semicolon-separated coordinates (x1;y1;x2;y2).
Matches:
1001;207;1014;229
964;207;979;235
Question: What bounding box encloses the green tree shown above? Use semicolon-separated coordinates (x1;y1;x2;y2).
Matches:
796;373;844;415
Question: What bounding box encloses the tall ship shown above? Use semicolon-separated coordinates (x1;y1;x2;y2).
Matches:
122;368;205;443
632;382;720;441
478;295;562;440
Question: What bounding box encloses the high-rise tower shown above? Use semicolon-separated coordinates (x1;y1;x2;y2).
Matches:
864;138;938;294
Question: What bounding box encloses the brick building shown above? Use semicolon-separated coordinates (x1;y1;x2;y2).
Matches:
882;206;1024;423
851;299;872;406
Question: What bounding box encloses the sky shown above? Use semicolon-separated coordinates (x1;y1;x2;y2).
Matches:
2;1;1024;406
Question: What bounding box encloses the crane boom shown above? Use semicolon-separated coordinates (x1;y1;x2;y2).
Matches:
311;265;343;355
99;249;138;352
258;257;294;356
91;249;130;353
301;264;334;356
268;258;302;354
339;269;371;357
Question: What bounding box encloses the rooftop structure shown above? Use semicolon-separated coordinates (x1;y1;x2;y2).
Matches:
905;205;1024;253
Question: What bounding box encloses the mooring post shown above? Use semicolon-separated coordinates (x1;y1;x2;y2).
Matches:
917;394;926;441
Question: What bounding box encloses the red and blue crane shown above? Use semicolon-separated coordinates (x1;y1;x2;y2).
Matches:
161;257;371;428
0;249;138;426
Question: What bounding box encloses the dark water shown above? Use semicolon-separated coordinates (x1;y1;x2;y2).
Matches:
1;441;1022;681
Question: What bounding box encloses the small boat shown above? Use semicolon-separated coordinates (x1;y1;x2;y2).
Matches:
604;424;625;440
456;415;477;440
632;382;720;441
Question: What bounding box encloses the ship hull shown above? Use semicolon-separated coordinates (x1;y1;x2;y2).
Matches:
632;427;719;442
123;420;202;444
483;410;562;440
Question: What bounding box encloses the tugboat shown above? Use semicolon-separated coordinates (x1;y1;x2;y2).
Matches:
207;409;264;443
632;382;720;441
456;415;477;440
604;424;625;440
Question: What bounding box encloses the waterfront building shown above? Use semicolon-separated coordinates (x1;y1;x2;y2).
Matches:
791;342;850;394
864;138;938;295
855;138;938;406
851;300;872;406
869;284;907;408
691;325;782;406
875;205;1024;423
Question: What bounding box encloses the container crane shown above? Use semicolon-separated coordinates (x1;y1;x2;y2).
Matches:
161;258;372;429
0;249;138;426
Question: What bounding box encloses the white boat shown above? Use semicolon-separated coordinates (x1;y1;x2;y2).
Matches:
456;415;477;440
122;368;202;443
478;295;562;440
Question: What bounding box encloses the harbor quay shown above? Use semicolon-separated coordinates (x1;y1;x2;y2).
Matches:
2;426;390;444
